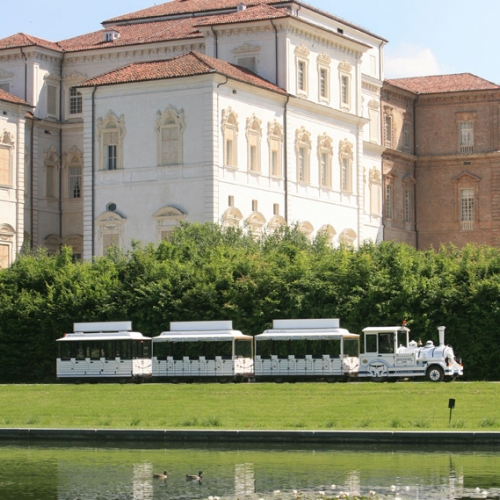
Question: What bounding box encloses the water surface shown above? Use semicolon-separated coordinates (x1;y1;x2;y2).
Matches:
0;441;499;499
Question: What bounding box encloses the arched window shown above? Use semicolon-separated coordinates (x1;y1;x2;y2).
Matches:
0;130;14;187
222;108;238;168
268;120;283;178
221;207;243;228
0;224;15;268
97;111;126;171
317;224;336;245
245;211;266;239
43;147;59;199
156;106;185;166
96;211;126;255
317;133;333;188
63;146;83;199
246;114;262;173
63;234;83;261
295;127;311;183
297;221;314;241
339;228;357;246
339;139;354;193
153;206;186;241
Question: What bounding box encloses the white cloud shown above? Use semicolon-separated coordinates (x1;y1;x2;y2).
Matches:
384;43;442;79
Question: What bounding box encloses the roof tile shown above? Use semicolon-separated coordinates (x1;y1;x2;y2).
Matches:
0;32;62;52
195;4;289;25
105;0;284;23
79;50;286;95
387;73;500;95
0;88;31;106
58;18;203;52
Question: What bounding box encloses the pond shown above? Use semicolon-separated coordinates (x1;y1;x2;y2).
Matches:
0;441;499;499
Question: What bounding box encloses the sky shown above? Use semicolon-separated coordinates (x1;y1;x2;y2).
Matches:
1;0;499;83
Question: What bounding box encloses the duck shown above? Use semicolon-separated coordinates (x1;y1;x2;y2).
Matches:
186;471;203;481
153;471;168;480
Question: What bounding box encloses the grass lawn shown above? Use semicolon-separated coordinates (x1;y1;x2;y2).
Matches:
0;381;499;431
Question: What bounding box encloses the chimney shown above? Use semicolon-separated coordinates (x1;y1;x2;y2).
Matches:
237;3;247;11
438;326;446;347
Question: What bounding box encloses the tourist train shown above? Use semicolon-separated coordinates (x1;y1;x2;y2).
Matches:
56;319;463;383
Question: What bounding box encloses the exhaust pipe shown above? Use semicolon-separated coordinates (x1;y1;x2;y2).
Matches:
438;326;446;347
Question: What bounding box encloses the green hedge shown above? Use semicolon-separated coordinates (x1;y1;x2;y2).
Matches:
1;223;499;382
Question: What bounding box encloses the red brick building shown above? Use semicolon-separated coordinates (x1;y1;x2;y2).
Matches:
381;73;500;249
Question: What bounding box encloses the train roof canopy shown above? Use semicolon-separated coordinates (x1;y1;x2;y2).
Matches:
153;320;252;342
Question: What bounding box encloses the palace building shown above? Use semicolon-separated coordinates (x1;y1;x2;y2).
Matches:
0;0;386;266
381;74;500;249
1;0;499;268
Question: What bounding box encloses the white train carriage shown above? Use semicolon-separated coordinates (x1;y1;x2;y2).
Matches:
152;321;254;382
253;319;359;382
359;324;463;382
56;321;152;381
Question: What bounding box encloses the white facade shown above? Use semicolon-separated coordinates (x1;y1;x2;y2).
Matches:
0;0;386;263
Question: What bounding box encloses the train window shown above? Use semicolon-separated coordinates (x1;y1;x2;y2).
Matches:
397;329;408;348
172;343;186;360
256;340;272;357
343;339;359;357
378;333;394;354
365;334;377;353
59;343;72;360
235;339;252;358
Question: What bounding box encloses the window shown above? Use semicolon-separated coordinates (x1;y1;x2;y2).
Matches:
153;206;186;241
338;61;352;109
46;164;56;198
222;108;238;168
252;199;258;212
317;133;333;188
237;57;256;72
0;244;9;269
319;68;328;98
369;167;381;215
295;45;310;96
97;111;125;171
341;75;349;105
339;139;353;193
459;121;474;154
460;188;474;230
97;211;126;256
68;165;81;198
385;184;392;219
317;54;331;102
106;141;117;170
404;189;412;223
403;122;411;150
273;203;279;215
0;131;14;186
157;107;185;166
295;127;311;183
69;87;82;115
268;120;283;178
246;114;262;173
0;147;9;185
47;84;58;117
44;146;59;199
228;195;234;207
368;100;380;144
298;60;306;92
384;115;392;147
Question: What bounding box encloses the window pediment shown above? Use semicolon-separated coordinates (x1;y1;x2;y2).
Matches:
452;170;481;184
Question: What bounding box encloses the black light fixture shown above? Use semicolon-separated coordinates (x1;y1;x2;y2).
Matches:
448;398;455;426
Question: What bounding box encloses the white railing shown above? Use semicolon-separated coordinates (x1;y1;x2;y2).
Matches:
461;220;474;230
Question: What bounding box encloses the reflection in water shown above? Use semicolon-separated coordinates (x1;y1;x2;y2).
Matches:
0;442;499;500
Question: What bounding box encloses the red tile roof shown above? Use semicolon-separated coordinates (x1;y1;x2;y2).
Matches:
79;50;287;94
387;73;500;95
0;88;31;106
58;18;203;52
105;0;285;23
195;4;289;25
0;32;62;52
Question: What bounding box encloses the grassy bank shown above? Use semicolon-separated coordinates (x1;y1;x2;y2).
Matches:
1;382;499;431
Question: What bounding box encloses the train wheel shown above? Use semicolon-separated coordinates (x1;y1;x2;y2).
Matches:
426;365;444;382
